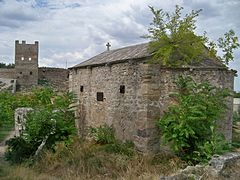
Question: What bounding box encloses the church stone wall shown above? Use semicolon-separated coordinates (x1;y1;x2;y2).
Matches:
70;62;235;152
135;64;234;151
70;62;143;140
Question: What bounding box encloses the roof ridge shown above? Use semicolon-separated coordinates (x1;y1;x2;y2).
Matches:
105;42;149;53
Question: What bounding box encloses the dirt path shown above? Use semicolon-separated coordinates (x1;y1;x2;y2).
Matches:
0;130;15;158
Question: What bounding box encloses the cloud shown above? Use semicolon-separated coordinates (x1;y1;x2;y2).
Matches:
0;0;42;28
0;0;239;90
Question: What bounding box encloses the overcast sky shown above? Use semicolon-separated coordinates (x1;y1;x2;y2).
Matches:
0;0;239;91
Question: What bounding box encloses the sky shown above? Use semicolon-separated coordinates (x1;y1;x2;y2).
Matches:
0;0;239;91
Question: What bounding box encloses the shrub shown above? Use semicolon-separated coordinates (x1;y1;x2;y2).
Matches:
90;124;134;157
5;137;36;164
158;76;231;164
5;89;77;164
90;124;115;145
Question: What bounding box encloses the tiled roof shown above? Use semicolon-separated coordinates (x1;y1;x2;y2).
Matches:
71;42;225;69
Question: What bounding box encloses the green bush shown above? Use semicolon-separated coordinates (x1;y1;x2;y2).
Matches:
90;124;115;145
5;89;77;164
104;141;134;157
5;137;36;164
90;124;134;157
158;76;231;164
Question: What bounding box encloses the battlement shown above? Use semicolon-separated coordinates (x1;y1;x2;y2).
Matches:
15;40;38;45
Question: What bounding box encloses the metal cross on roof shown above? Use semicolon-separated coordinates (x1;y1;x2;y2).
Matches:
106;42;111;51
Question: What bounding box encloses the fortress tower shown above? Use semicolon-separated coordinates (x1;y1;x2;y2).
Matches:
15;40;39;88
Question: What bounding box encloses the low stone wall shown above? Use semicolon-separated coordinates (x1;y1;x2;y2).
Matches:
0;68;15;79
39;67;69;91
15;108;33;137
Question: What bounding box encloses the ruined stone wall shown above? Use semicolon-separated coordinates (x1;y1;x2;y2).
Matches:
39;67;69;91
0;68;15;79
15;108;33;137
70;62;235;152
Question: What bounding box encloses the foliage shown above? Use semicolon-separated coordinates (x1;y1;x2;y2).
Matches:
104;140;134;157
90;124;115;145
0;62;14;68
234;92;240;98
5;137;35;164
90;124;134;157
0;137;185;179
146;5;239;66
5;88;77;164
38;79;50;86
158;76;230;164
0;92;16;128
218;30;240;65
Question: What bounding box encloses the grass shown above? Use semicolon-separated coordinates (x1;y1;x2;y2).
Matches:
0;137;186;180
0;124;13;142
30;138;186;180
0;159;58;180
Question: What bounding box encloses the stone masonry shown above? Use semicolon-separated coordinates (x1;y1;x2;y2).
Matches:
233;98;240;113
15;108;33;137
0;40;69;91
70;43;236;152
15;40;39;87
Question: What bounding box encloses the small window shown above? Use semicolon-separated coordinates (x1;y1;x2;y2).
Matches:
19;72;22;74
29;57;32;61
17;116;21;124
80;86;84;92
30;71;33;75
21;57;24;61
120;85;125;94
97;92;104;101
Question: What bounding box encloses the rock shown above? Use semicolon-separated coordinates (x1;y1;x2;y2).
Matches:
160;152;240;180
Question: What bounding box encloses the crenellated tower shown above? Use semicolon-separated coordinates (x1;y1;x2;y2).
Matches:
15;40;39;88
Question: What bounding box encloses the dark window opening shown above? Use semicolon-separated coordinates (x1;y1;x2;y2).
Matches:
120;85;125;94
97;92;104;101
80;86;84;92
17;116;21;124
19;72;22;74
30;71;33;75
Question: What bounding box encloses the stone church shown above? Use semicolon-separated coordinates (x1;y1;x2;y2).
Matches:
69;43;236;152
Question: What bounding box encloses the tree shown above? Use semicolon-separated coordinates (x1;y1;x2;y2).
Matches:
146;5;239;66
0;62;15;68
